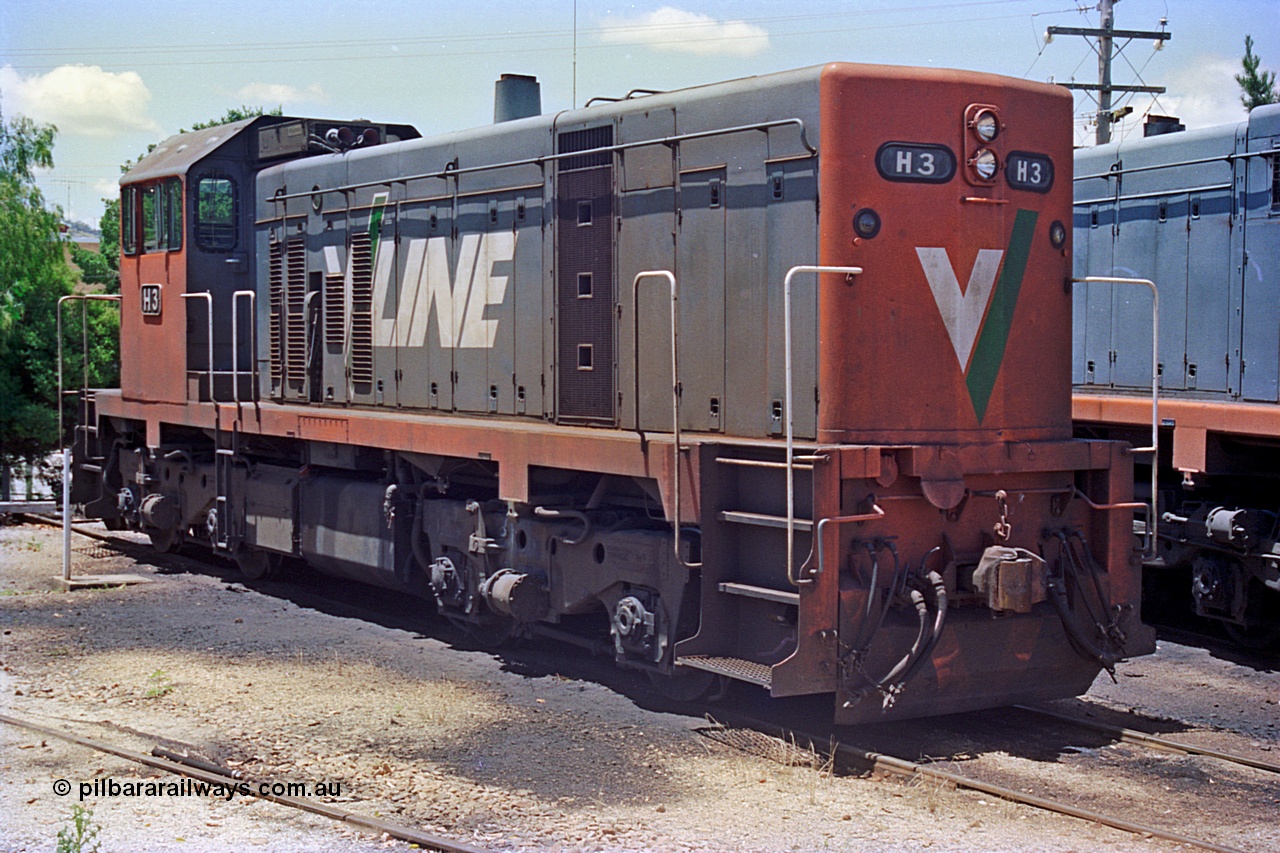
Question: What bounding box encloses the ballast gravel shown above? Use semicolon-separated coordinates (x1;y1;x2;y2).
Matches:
1;520;1277;853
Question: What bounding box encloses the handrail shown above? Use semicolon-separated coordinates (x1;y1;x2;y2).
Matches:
267;118;816;202
56;294;122;582
783;265;863;587
231;290;258;406
1072;275;1159;555
180;292;216;403
811;504;886;581
631;270;700;569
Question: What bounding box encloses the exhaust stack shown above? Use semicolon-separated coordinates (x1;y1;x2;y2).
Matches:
495;74;541;123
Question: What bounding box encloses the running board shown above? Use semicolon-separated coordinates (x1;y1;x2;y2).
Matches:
677;655;773;688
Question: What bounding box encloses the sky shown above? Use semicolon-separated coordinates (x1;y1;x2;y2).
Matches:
1;0;1275;226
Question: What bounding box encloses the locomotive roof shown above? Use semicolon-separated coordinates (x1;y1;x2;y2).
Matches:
123;117;261;185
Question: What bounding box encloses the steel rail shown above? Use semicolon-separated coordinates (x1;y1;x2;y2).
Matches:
705;711;1249;853
1013;705;1280;776
0;712;491;853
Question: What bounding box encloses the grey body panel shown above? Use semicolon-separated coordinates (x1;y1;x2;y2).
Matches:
1072;104;1279;404
255;66;824;438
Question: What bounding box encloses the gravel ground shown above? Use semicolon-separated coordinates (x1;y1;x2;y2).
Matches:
2;520;1276;853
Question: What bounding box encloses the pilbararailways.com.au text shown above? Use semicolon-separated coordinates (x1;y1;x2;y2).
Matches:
55;777;344;802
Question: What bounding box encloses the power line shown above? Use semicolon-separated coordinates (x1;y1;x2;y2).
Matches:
4;4;1083;71
1046;0;1171;144
2;1;1048;58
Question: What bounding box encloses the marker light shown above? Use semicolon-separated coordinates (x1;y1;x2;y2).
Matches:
1049;221;1067;249
972;109;1000;142
853;208;881;239
972;148;998;181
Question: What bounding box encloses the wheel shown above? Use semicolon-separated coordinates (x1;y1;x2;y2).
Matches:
447;614;515;649
146;525;184;553
1223;583;1280;652
1223;620;1280;651
235;547;282;581
646;667;723;702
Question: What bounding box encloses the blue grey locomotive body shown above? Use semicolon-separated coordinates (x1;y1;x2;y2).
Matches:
1073;104;1280;646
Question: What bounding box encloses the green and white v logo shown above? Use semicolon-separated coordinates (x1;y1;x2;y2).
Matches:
916;209;1039;423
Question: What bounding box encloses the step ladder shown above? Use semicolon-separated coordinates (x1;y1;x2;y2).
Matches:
672;446;817;691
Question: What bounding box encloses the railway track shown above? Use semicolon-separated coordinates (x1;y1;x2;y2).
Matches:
24;515;1280;852
701;701;1278;853
0;711;490;853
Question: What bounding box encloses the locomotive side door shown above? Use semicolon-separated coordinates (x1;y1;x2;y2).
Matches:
554;124;616;424
1238;128;1280;402
395;189;452;411
1186;181;1235;395
452;192;519;414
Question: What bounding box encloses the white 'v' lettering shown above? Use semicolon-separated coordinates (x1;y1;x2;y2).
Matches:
916;247;1004;370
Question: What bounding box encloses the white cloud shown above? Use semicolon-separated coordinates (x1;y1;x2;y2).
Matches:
1155;56;1251;129
1105;55;1249;142
233;82;329;107
0;65;159;137
598;6;769;57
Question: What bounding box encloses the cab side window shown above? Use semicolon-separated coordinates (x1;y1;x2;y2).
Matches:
121;187;137;255
140;178;183;253
195;175;237;251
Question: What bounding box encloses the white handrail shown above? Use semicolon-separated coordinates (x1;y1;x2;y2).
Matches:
232;290;258;405
631;270;701;568
784;265;863;586
1073;275;1159;554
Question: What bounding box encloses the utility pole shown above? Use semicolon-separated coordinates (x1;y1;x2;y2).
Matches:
1047;0;1172;145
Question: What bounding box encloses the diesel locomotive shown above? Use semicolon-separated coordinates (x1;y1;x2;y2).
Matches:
1073;104;1280;649
70;63;1156;722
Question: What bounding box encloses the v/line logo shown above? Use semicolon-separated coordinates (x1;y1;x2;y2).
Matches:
915;209;1039;422
324;192;517;351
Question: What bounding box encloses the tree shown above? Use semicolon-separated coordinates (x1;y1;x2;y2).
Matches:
184;104;282;133
1236;34;1279;111
0;114;77;465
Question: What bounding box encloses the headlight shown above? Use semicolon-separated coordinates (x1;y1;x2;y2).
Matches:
971;148;998;181
972;109;1000;142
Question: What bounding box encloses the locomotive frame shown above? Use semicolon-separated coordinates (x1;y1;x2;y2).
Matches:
71;62;1156;723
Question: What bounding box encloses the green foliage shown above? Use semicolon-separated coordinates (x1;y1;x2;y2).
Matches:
69;244;117;290
184;104;282;133
1237;35;1279;111
55;804;101;853
0;114;119;467
1;114;76;465
144;668;174;698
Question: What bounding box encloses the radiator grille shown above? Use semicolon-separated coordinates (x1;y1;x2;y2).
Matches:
558;125;613;172
349;231;374;386
268;240;283;387
284;238;307;385
323;271;344;351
